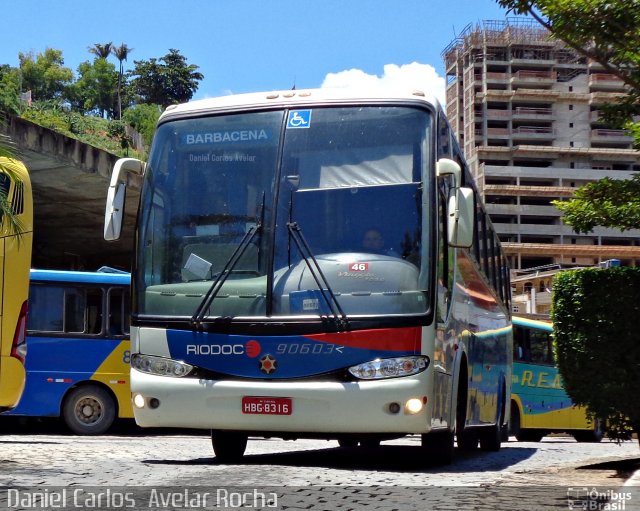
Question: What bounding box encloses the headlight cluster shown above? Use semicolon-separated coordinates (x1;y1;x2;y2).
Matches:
348;356;429;380
131;353;194;378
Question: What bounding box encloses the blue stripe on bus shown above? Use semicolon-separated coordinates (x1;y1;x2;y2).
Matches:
166;329;416;378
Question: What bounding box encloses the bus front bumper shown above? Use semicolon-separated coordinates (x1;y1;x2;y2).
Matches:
130;369;432;434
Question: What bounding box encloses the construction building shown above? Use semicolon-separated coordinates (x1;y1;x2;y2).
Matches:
442;18;640;270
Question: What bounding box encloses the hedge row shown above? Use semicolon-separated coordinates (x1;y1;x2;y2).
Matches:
552;267;640;442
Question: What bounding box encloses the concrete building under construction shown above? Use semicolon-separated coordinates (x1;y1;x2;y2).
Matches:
442;18;640;270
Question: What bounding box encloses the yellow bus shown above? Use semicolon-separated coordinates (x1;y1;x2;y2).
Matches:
510;316;603;442
0;157;33;412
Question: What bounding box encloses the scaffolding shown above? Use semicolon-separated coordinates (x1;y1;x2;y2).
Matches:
443;17;563;69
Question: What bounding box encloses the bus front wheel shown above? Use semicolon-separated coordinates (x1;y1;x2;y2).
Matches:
422;430;455;465
62;385;116;435
211;431;248;462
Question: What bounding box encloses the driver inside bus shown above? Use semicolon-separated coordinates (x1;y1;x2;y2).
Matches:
361;228;398;257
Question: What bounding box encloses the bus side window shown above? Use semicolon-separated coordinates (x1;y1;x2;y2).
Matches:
436;176;454;322
108;287;130;336
64;287;102;334
86;288;103;334
529;330;553;366
437;110;452;159
513;326;527;361
28;285;64;332
64;289;84;333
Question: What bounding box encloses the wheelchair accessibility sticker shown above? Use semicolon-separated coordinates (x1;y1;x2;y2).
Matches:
287;110;312;129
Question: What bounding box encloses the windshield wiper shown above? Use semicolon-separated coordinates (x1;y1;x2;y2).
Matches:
287;221;349;331
191;225;260;326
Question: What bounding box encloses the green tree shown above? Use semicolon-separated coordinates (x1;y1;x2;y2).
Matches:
111;43;133;120
18;48;73;102
128;49;203;108
88;42;113;60
552;175;640;233
496;1;640;232
0;65;22;115
70;59;118;118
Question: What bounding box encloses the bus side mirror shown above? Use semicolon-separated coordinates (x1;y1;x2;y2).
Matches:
447;186;474;248
437;158;474;248
104;158;145;241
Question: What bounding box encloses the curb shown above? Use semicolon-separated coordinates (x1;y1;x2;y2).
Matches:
624;469;640;487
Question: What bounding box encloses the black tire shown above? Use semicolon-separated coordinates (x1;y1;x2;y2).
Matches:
211;431;248;462
480;386;505;451
359;438;381;449
457;429;479;451
455;363;476;451
62;385;116;435
479;422;502;451
515;429;545;442
500;424;509;442
509;403;521;438
337;438;358;448
573;420;604;443
422;430;455;465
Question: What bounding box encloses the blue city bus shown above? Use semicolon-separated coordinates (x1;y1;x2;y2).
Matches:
6;268;131;434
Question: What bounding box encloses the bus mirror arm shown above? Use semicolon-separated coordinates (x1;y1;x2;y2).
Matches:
104;158;145;241
436;158;461;187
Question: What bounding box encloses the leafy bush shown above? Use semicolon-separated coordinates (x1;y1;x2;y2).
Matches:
122;103;161;148
552;267;640;445
21;106;69;132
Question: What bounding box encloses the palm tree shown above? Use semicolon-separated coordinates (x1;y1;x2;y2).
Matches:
88;42;113;60
111;43;133;120
0;133;25;236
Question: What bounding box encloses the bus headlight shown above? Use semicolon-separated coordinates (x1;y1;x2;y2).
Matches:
131;353;194;377
348;356;429;380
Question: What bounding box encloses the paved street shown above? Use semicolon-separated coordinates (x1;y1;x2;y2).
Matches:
0;420;638;510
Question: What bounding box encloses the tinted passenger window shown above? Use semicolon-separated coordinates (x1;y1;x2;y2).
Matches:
28;285;103;334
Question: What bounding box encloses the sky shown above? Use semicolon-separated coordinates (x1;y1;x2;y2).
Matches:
0;0;514;104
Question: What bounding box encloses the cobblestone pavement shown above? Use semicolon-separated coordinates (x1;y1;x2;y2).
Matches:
0;423;638;510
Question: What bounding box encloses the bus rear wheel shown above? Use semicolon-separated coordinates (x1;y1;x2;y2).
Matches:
573;420;604;443
515;429;545;442
480;385;505;451
62;385;116;435
211;431;248;462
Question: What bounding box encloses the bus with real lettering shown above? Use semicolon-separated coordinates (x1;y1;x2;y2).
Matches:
510;315;603;442
0;157;33;413
6;268;132;434
104;88;512;463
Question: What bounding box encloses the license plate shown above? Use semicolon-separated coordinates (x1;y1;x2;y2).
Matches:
242;396;292;415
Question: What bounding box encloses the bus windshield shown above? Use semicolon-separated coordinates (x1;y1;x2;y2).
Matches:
137;105;432;321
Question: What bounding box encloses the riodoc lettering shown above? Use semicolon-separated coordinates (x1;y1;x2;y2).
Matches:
184;129;268;145
187;344;245;355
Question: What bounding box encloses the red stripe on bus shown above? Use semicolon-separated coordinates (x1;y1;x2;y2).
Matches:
304;327;421;352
